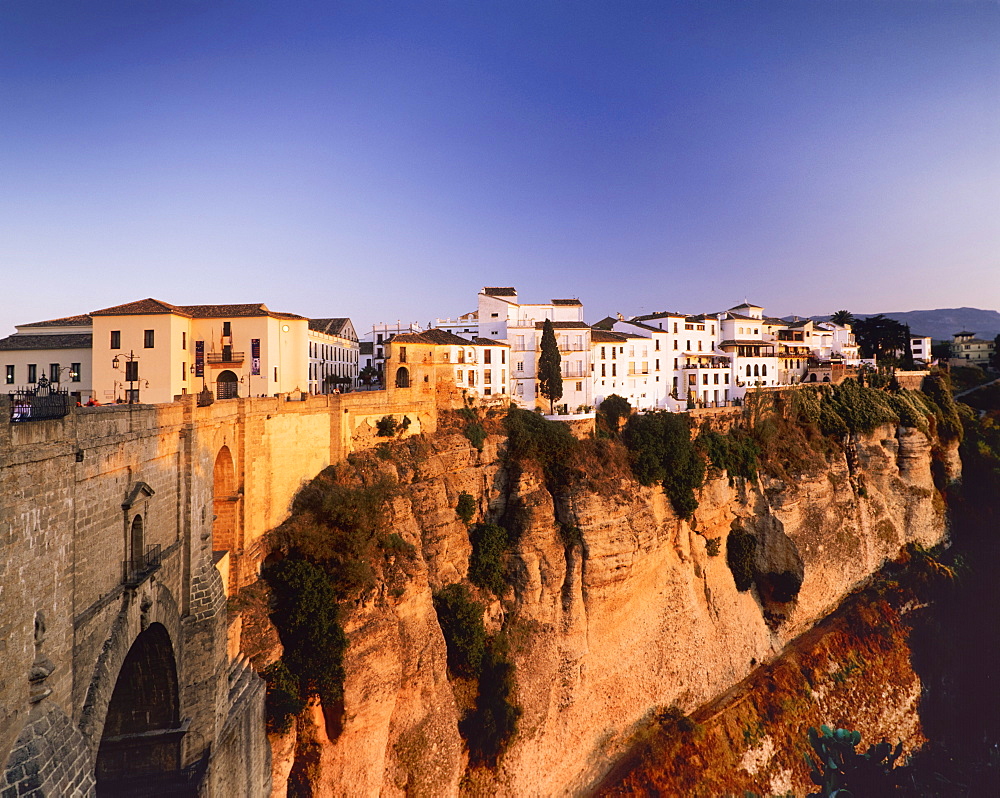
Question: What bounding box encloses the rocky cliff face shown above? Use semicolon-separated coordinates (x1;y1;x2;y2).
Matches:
250;418;957;797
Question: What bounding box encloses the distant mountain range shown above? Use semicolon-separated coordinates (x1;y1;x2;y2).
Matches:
810;307;1000;342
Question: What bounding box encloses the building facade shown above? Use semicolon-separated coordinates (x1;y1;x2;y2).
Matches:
308;318;359;393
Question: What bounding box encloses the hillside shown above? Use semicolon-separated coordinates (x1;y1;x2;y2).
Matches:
811;307;1000;342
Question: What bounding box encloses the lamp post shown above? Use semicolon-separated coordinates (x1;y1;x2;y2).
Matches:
112;351;140;403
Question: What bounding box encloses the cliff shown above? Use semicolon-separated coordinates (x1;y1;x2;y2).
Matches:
243;405;958;796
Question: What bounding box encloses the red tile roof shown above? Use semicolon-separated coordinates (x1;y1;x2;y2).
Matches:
0;333;93;351
551;298;582;305
482;287;517;297
590;330;628;343
90;298;305;320
18;313;93;328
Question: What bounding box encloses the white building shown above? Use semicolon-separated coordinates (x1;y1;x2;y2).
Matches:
430;311;479;340
308;318;359;393
478;287;593;411
909;334;933;365
0;313;94;402
363;321;422;383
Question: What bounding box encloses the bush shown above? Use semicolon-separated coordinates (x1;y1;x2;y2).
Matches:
433;584;487;678
805;725;902;797
263;558;348;710
376;415;398;437
468;523;511;596
622;411;704;519
460;640;522;766
697;427;760;481
262;659;306;734
705;537;721;557
456;491;476;525
726;530;757;592
922;371;963;442
504;407;577;482
597;394;632;437
464;422;487;452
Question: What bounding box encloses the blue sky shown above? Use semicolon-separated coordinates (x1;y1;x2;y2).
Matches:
2;1;997;337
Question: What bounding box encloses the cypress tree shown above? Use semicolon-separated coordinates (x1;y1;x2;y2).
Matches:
537;319;563;413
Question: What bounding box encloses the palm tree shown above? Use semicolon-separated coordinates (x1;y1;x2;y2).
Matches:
830;310;854;326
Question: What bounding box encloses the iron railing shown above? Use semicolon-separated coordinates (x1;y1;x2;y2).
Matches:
9;378;70;422
122;544;162;587
206;352;244;364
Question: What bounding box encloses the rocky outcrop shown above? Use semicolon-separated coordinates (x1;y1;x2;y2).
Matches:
256;420;956;796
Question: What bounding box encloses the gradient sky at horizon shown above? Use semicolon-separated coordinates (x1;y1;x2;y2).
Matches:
2;1;998;337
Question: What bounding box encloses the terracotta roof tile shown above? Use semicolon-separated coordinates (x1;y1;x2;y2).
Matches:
591;330;628;343
309;318;355;338
482;287;517;297
18;313;93;328
0;333;93;351
472;337;509;347
91;298;187;316
551;298;582;305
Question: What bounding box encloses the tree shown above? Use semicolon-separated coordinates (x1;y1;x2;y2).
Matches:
537;319;563;414
993;334;1000;371
597;394;631;436
830;309;854;326
853;314;909;363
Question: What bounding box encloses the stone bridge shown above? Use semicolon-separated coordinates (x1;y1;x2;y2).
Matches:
0;387;436;796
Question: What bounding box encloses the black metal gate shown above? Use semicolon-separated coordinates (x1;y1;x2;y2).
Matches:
9;376;70;422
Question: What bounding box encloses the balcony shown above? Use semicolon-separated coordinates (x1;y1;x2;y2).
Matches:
206;351;244;365
122;544;162;587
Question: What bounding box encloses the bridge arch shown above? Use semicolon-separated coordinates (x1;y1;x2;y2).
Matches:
213;445;238;556
95;622;187;793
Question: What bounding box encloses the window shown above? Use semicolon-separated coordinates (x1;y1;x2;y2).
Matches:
673;358;678;368
28;364;37;383
655;339;660;350
501;350;506;364
686;340;691;350
611;364;617;377
50;364;60;382
761;364;767;376
182;362;187;381
399;346;407;363
144;329;155;348
5;365;13;384
516;361;523;372
673;340;678;350
601;364;606;377
746;365;752;376
111;330;121;349
714;373;719;384
698;341;702;351
457;370;464;384
484;369;492;384
484;349;491;364
223;321;232;337
182;331;187;350
655;359;659;370
274;367;278;381
491;312;499;318
600;346;605;359
125;361;139;381
673;323;678;333
575;381;582;391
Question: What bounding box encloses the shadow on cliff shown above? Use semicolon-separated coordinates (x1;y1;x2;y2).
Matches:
902;410;1000;795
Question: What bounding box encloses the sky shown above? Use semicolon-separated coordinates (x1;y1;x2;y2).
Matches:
1;0;998;337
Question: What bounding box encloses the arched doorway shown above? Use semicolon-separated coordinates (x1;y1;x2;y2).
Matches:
129;515;145;570
216;370;239;399
95;623;188;794
395;366;410;388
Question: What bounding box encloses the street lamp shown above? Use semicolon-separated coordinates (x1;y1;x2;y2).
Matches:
112;351;141;403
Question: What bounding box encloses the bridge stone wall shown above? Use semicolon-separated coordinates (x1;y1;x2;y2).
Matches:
0;386;435;795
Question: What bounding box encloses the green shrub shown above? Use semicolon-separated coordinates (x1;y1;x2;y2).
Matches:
697;427;760;481
464;422;487;452
559;523;583;548
263;558;348;710
922;371;963;442
433;584;487;678
726;530;757;592
460;640;522;766
805;725;902;797
622;411;704;519
705;537;721;557
376;415;398;437
597;394;632;437
504;407;577;482
262;659;306;734
456;491;476;525
468;523;511;596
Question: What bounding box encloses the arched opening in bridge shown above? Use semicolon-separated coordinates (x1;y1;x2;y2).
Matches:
216;370;239;399
213;446;237;555
95;623;189;795
395;366;410;388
